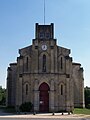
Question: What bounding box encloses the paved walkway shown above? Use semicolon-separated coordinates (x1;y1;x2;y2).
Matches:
0;108;90;119
0;112;90;119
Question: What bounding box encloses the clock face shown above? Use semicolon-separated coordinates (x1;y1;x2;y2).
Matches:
42;45;47;50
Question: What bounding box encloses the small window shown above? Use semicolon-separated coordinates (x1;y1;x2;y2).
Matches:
26;84;28;95
39;32;44;39
61;85;63;95
42;55;46;72
61;57;63;69
50;46;54;49
45;33;50;39
66;74;70;78
35;46;38;49
26;57;28;71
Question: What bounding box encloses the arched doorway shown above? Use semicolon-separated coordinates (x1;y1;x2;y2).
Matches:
39;82;50;112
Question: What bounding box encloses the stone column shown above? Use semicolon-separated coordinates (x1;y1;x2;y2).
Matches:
66;57;70;74
51;49;54;73
66;57;74;111
34;79;39;112
79;68;85;108
49;91;54;112
55;46;58;73
15;76;22;112
34;90;39;112
49;80;54;112
18;77;22;105
34;40;38;73
65;78;71;112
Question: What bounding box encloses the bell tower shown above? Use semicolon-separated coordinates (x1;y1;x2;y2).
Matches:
32;23;57;74
35;23;54;40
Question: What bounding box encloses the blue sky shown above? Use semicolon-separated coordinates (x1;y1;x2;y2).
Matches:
0;0;90;88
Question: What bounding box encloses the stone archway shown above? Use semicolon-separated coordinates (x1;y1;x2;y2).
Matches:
39;82;50;112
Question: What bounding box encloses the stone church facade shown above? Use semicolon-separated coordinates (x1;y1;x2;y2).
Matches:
6;23;85;112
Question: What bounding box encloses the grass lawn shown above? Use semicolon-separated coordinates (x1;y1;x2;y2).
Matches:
73;108;90;115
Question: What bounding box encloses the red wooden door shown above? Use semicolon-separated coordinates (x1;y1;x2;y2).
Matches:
39;82;50;112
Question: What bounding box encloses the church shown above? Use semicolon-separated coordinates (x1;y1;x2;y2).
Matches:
6;23;85;112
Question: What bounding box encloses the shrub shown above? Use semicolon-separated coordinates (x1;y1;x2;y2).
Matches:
87;104;90;109
19;102;33;112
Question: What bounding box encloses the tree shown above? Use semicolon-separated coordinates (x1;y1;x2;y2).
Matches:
0;86;6;105
84;86;90;108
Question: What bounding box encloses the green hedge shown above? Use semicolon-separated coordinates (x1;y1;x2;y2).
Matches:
19;102;33;112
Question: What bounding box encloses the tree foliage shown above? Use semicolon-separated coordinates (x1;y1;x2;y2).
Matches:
0;86;6;105
84;86;90;109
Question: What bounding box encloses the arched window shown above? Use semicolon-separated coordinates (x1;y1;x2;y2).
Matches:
26;84;28;95
42;55;46;72
61;84;63;95
61;57;63;69
26;57;28;71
